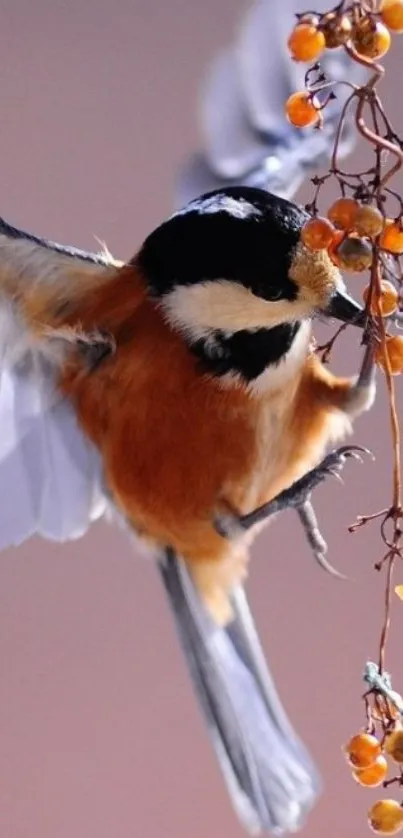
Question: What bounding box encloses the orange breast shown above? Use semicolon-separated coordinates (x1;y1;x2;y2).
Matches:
58;270;262;548
58;267;351;559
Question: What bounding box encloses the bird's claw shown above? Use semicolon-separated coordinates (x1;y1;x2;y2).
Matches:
271;444;373;512
313;445;372;487
214;445;373;540
297;502;347;579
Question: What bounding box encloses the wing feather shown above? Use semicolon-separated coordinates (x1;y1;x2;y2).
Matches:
177;0;370;206
0;363;106;549
0;222;114;549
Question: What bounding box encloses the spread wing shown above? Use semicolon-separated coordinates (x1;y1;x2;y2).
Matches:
0;218;120;548
176;0;370;206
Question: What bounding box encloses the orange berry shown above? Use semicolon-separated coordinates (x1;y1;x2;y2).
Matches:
328;197;360;231
327;230;345;266
337;235;373;272
301;217;335;251
322;12;353;47
368;800;403;835
381;0;403;33
285;92;320;128
385;726;403;763
380;219;403;254
287;23;326;62
354;204;385;238
376;336;403;375
353;755;388;788
363;280;398;316
345;732;382;769
352;18;391;59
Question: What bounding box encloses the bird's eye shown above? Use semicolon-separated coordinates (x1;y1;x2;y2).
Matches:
264;288;283;302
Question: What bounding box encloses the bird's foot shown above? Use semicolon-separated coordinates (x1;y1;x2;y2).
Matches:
214;445;372;576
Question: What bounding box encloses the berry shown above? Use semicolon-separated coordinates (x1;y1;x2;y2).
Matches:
352;18;391;59
368;800;403;835
322;12;353;48
288;23;326;61
345;732;382;769
353;755;388;788
376;336;403;375
337;235;373;272
354;204;385;238
380;220;403;254
381;0;403;33
327;230;345;267
363;280;399;316
285;92;320;128
328;197;360;231
385;726;403;763
301;217;335;251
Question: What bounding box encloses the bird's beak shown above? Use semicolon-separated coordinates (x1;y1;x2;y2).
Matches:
323;287;366;328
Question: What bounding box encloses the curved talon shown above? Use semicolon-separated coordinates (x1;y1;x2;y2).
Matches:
337;444;374;459
345;451;364;463
314;550;348;580
319;445;373;477
297;502;348;580
327;468;344;482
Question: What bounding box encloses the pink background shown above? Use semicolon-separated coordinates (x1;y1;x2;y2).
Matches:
0;2;402;837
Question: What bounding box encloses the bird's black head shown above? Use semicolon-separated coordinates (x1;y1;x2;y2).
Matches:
138;186;307;303
135;186;363;383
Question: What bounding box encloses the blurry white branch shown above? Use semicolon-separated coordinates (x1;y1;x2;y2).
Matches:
364;662;403;716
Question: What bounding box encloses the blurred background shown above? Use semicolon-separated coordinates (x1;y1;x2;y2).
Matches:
0;1;402;837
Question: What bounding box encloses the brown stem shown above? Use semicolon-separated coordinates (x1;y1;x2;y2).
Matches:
330;89;357;172
348;508;390;533
379;553;396;674
355;108;403;189
296;0;403;727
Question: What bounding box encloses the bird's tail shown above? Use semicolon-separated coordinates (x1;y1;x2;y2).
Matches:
158;549;321;835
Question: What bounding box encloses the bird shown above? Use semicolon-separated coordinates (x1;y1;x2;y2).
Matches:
0;184;376;835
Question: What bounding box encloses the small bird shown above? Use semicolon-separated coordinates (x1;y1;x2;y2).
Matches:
0;185;376;835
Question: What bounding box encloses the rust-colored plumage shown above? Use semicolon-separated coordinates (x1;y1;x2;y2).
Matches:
53;263;356;620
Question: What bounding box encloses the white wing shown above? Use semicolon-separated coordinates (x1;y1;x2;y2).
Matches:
177;0;370;206
0;220;118;549
0;366;106;549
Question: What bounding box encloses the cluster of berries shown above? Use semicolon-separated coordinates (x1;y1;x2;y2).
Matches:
285;1;403;128
345;727;403;834
283;8;403;830
301;197;403;373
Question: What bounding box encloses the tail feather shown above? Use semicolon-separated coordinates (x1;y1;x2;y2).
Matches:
158;549;321;835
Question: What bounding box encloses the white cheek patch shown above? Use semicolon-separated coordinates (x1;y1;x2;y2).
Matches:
161;278;313;340
160;279;314;393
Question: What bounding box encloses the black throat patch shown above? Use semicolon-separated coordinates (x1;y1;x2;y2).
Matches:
190;321;302;381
